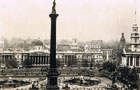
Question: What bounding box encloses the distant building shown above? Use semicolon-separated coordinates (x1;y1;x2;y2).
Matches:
57;39;81;52
0;40;4;52
101;49;113;61
119;33;126;49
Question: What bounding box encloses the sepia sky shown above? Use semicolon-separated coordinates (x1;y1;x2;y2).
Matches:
0;0;140;42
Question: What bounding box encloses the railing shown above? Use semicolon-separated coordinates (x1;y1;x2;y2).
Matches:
60;87;108;90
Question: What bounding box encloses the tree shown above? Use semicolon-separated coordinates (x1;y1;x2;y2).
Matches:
90;58;94;68
118;67;139;89
101;61;117;72
82;59;89;67
101;62;139;89
5;58;18;68
23;58;32;68
56;59;61;68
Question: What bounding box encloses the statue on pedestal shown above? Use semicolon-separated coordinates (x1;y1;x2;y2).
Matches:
52;0;56;14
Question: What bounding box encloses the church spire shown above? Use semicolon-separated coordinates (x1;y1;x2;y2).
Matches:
133;10;137;27
130;6;139;51
133;0;137;27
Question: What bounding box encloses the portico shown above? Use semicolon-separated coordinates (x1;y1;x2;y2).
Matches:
29;53;50;67
122;53;140;67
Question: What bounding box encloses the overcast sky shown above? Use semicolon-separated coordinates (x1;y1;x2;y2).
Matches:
0;0;139;42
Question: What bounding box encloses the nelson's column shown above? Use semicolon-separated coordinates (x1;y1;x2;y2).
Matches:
46;0;59;90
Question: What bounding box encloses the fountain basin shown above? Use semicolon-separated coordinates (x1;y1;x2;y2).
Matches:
63;76;101;86
0;77;30;88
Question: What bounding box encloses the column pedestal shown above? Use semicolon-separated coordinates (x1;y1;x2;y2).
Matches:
46;68;59;90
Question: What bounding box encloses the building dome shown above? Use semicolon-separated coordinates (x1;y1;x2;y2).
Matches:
32;39;43;46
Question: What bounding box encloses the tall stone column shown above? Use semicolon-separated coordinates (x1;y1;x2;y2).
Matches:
133;56;135;67
34;56;36;65
43;56;44;65
3;56;5;67
129;56;130;66
46;56;48;65
46;0;59;90
63;54;65;66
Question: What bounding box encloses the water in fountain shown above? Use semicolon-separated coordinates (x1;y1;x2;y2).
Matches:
63;76;101;87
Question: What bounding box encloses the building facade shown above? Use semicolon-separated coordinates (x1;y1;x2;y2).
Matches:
0;39;113;68
102;49;113;61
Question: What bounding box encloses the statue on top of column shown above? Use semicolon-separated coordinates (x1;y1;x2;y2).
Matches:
52;0;56;14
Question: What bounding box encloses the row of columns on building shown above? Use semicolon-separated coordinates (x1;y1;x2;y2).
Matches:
64;55;76;65
0;54;103;67
0;55;50;67
0;55;13;67
28;55;98;66
30;56;50;65
63;55;97;66
127;56;140;67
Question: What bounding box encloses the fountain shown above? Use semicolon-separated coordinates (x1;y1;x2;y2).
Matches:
0;77;30;89
63;76;101;87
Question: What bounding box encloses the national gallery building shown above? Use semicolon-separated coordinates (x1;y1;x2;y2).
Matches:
0;39;113;68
